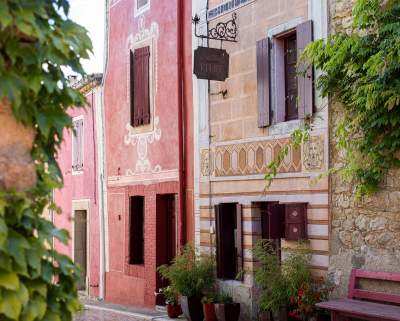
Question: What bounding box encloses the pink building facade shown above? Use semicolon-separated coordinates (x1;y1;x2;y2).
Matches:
103;0;193;308
54;74;103;298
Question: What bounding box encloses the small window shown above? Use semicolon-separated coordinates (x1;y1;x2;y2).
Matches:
72;118;84;172
129;196;145;265
215;203;243;280
284;34;298;121
130;47;151;127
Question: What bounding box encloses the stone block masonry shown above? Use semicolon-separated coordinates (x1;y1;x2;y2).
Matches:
328;0;400;297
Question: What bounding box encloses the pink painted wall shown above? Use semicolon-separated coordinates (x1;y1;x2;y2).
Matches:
104;0;193;307
54;88;101;298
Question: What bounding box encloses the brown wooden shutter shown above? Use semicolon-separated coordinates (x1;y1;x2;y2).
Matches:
268;203;285;239
133;46;150;126
215;204;224;279
284;203;307;241
256;37;271;128
130;50;135;127
296;20;313;119
236;203;243;280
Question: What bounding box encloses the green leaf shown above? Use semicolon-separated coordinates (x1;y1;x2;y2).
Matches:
0;271;19;290
22;296;47;321
0;289;22;319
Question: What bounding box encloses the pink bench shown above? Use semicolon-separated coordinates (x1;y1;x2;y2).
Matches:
317;269;400;321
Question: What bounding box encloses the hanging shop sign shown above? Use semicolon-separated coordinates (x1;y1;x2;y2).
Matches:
194;47;229;81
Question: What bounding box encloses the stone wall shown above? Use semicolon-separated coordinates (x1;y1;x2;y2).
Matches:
328;0;400;297
0;101;36;191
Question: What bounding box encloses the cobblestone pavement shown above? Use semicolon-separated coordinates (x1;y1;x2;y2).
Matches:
74;301;187;321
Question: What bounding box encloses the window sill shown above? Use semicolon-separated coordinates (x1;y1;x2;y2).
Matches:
72;170;84;176
269;118;302;136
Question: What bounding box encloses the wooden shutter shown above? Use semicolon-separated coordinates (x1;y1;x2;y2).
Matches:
130;50;135;127
261;203;285;239
236;203;243;280
284;203;307;241
256;37;271;128
133;46;150;126
296;20;313;119
215;204;224;278
78;119;83;170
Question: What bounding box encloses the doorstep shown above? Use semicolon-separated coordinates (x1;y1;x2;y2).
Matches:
79;296;187;321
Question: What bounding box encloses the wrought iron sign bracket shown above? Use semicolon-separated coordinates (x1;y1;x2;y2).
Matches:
192;12;238;45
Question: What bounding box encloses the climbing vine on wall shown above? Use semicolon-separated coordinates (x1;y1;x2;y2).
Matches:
0;1;92;320
266;0;400;197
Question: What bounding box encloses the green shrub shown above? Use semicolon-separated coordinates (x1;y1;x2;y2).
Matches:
253;240;287;313
253;240;332;319
158;244;215;298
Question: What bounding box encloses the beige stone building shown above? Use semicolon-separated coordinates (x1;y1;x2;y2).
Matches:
328;0;400;297
192;0;329;319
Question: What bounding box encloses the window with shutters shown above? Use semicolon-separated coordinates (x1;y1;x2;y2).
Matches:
129;196;145;265
72;117;84;173
257;20;313;127
130;46;151;127
215;203;243;280
257;201;308;246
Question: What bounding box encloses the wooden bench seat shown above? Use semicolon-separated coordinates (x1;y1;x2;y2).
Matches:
317;269;400;321
317;298;400;321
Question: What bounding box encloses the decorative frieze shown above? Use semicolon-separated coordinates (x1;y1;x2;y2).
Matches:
303;136;325;171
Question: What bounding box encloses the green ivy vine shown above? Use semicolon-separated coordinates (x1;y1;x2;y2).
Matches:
266;0;400;197
0;1;92;320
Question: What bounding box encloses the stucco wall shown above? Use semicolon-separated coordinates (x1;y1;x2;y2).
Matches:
54;88;101;298
328;0;400;297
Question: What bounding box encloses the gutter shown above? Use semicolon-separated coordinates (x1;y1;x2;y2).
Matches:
177;0;186;247
98;0;110;301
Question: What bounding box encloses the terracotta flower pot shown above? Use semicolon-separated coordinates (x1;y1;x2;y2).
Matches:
167;303;182;318
179;296;204;321
203;303;218;321
214;303;240;321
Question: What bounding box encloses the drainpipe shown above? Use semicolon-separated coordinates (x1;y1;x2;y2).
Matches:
98;0;110;301
177;0;186;247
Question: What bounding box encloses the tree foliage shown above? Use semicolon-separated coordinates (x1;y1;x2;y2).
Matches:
305;0;400;196
0;0;92;320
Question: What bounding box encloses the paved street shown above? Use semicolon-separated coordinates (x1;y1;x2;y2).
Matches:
74;301;186;321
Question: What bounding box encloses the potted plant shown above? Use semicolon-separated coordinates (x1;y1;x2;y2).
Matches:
253;240;288;321
214;291;240;321
158;244;215;321
159;286;182;319
202;294;218;321
253;240;334;321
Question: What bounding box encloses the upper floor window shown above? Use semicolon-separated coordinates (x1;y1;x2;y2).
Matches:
130;46;151;127
72;117;84;173
284;33;298;121
257;20;313;127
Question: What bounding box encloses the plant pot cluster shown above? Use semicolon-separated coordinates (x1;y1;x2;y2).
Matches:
253;240;334;321
157;244;241;321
